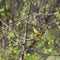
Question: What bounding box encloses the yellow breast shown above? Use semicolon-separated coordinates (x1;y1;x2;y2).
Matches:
33;28;41;35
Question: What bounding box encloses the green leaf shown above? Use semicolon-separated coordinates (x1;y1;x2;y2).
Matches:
9;32;15;37
0;8;4;13
55;11;60;18
15;22;21;27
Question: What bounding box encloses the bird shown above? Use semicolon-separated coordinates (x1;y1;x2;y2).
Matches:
33;27;42;36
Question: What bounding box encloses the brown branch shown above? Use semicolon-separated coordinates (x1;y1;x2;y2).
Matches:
0;19;9;27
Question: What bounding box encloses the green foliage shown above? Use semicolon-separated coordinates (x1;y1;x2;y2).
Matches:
0;0;60;60
24;53;38;60
0;8;4;13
